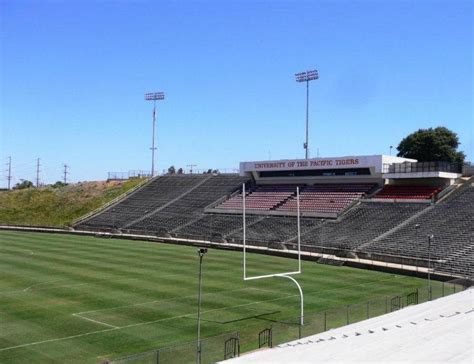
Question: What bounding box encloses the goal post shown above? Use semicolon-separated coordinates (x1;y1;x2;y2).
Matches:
242;183;304;325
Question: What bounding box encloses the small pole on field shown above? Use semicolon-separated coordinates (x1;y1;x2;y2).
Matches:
196;248;208;364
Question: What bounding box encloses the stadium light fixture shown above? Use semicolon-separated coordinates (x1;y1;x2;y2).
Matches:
295;69;319;159
415;224;421;272
144;92;165;177
196;247;208;364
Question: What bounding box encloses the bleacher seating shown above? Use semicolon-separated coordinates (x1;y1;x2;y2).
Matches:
226;216;318;244
291;202;426;250
129;175;249;233
362;182;474;276
215;185;299;211
174;213;260;240
278;183;373;214
215;183;373;215
75;175;473;278
77;174;248;230
373;185;443;200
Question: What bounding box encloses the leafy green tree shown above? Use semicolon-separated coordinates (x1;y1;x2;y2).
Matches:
51;181;68;188
397;127;465;163
177;168;183;174
167;166;176;174
13;180;34;190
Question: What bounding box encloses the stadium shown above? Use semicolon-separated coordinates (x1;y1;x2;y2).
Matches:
1;152;472;363
1;2;473;363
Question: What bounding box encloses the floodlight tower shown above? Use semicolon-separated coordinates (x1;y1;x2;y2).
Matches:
295;69;319;159
144;92;165;177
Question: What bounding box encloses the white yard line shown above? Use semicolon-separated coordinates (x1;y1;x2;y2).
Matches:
72;313;118;329
0;271;407;352
0;292;297;352
74;286;271;315
0;282;89;295
23;278;66;292
0;272;188;296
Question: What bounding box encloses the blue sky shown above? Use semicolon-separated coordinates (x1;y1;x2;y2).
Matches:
0;0;472;186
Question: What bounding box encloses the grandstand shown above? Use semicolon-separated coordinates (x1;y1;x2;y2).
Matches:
75;154;472;279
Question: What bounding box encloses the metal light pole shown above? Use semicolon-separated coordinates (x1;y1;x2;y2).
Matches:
145;92;165;177
295;69;319;159
415;224;420;272
390;145;393;156
196;248;208;364
428;234;433;300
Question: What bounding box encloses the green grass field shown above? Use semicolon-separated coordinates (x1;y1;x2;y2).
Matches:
0;230;437;363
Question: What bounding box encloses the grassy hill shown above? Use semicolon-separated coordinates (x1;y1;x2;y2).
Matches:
0;178;147;227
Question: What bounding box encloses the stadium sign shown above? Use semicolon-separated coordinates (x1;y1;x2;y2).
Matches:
253;158;360;170
240;155;417;175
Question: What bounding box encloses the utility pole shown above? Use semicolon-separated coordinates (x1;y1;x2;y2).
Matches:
295;69;319;159
187;164;197;174
6;156;12;190
145;92;165;177
63;164;69;184
36;158;41;188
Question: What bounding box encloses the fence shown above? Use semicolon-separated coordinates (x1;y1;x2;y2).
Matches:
106;280;470;364
108;171;152;180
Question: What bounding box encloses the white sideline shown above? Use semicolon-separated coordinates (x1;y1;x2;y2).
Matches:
0;291;299;352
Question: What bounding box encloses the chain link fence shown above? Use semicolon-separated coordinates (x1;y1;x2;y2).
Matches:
106;279;470;364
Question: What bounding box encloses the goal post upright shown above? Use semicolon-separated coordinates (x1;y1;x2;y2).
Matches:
242;183;304;326
243;183;246;280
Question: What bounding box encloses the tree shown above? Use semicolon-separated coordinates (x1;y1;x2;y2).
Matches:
167;165;176;174
177;168;184;174
397;127;465;163
13;180;34;190
51;181;68;188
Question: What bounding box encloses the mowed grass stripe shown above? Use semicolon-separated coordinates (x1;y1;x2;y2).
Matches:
0;230;433;363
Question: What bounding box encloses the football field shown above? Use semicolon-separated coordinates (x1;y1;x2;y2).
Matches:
0;230;436;363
